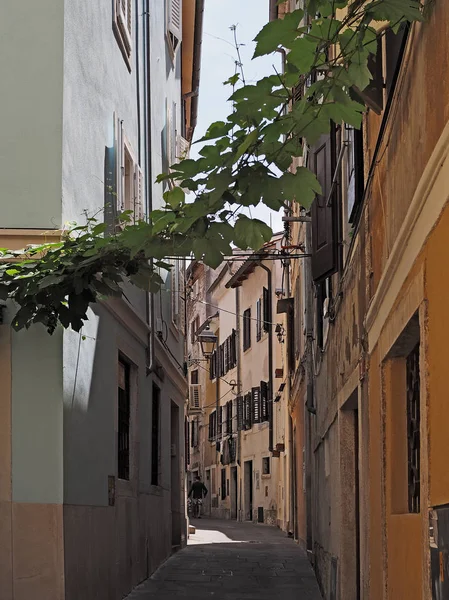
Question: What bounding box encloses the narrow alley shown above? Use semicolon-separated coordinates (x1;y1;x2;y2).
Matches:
126;519;322;599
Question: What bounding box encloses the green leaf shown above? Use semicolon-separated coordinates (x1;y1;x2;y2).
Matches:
253;9;304;58
38;274;66;289
286;37;319;74
279;168;322;209
235;129;259;162
197;121;233;142
223;73;240;86
347;61;372;91
234;215;273;250
164;186;185;209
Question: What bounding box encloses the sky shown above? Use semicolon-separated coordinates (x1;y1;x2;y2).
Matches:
192;0;284;233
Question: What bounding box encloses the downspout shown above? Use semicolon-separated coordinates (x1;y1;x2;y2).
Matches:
144;0;156;375
283;251;296;536
188;0;205;138
259;263;273;452
235;286;242;521
304;218;315;554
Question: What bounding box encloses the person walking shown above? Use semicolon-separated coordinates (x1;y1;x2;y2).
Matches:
188;475;208;518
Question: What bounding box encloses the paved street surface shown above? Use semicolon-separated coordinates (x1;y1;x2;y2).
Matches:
126;518;322;599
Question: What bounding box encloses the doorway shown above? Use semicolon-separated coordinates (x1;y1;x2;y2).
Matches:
171;402;181;548
244;460;253;521
340;391;361;600
230;467;238;519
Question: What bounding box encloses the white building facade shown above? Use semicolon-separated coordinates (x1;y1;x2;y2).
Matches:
186;237;292;528
0;1;203;599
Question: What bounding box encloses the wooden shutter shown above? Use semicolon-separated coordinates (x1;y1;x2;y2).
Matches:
224;338;229;373
185;418;190;468
310;129;338;282
256;299;262;341
244;392;252;430
237;396;243;431
168;0;182;45
352;35;383;114
243;308;251;350
117;0;132;52
218;406;223;435
208;413;213;440
230;330;236;367
260;381;269;422
252;387;261;424
133;164;144;222
228;400;233;434
263;287;270;332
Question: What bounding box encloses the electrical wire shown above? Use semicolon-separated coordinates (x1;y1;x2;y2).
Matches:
194;298;281;327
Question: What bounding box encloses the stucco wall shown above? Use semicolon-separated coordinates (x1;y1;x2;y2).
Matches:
0;0;64;229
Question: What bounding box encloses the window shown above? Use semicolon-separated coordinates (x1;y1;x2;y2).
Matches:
406;342;420;513
208;411;217;441
262;457;270;475
256;299;262;341
151;384;160;486
167;0;182;58
190;315;200;344
243;308;251;351
191;419;199;448
344;125;364;226
218;406;223;436
114;116;144;222
237;396;243;431
171;259;185;333
252;387;261;424
260;380;269;422
191;369;199;385
113;0;132;68
226;400;233;434
263;287;270;333
316;278;332;350
309;128;338;282
243;392;252;430
118;357;131;480
221;468;227;500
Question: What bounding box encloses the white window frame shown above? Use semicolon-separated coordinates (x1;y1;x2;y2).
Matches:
113;0;133;70
167;0;182;59
114;115;144;224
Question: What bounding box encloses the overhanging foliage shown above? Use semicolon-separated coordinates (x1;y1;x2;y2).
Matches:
0;0;424;333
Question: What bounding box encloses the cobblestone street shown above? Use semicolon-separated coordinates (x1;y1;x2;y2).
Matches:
126;519;322;599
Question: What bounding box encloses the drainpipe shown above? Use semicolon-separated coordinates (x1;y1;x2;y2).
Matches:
188;0;205;138
235;286;242;521
259;263;273;452
303;218;315;554
283;252;296;536
143;0;156;376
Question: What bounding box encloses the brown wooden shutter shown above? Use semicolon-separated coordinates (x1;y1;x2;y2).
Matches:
260;381;269;421
263;287;270;332
218;406;223;435
237;396;243;431
185;418;190;468
310;129;338;282
252;387;261;423
256;299;262;341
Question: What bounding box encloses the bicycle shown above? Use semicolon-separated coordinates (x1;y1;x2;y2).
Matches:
192;498;203;519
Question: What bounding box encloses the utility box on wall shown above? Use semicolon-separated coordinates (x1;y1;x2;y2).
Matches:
430;504;449;598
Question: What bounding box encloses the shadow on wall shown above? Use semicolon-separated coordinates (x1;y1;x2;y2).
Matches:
62;304;171;599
